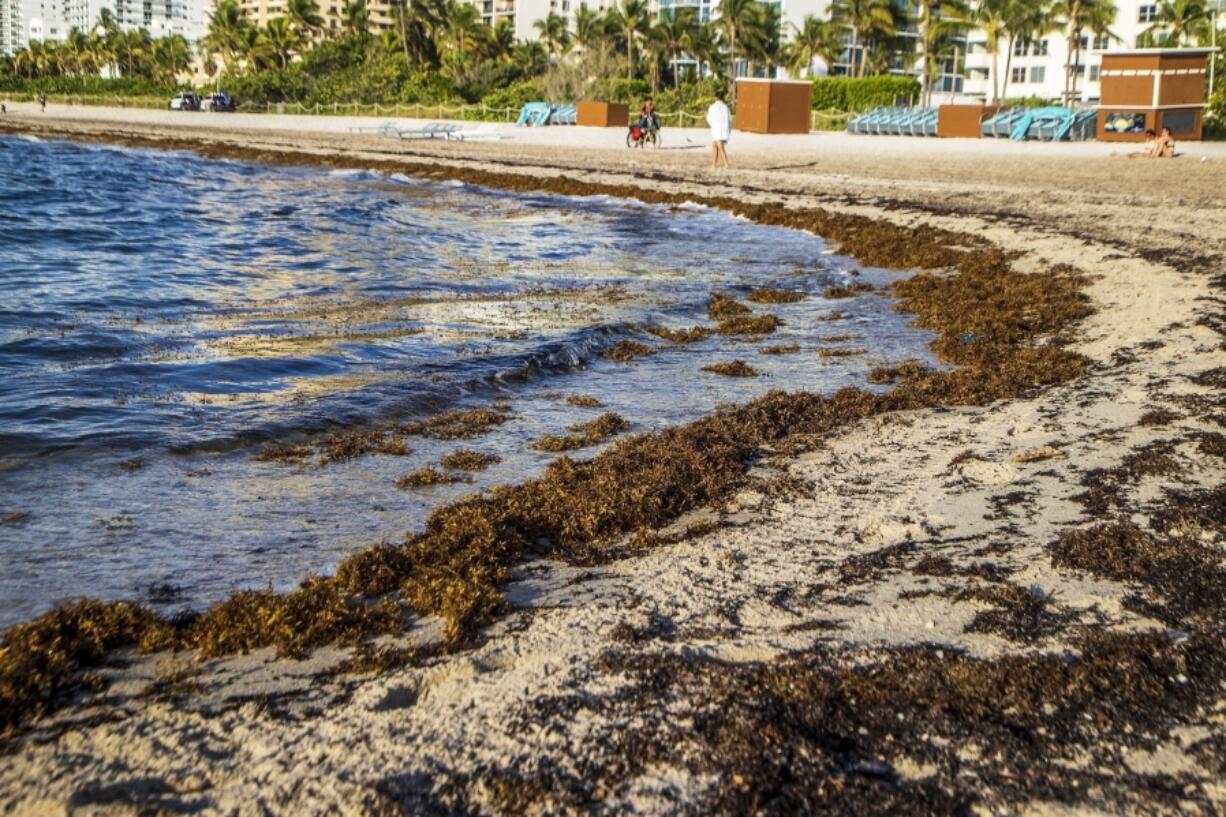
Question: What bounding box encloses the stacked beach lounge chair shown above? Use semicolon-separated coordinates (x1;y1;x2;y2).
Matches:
847;107;938;136
516;103;579;127
980;107;1098;141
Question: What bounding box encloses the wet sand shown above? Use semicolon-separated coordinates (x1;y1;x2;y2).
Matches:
1;109;1225;816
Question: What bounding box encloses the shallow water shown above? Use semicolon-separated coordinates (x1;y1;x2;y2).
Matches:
0;135;936;626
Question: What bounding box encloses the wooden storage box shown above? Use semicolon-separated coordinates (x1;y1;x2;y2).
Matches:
577;101;629;128
937;104;1002;138
733;80;812;134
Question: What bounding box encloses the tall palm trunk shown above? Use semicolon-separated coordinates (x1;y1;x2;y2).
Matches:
991;42;1000;102
398;2;410;64
729;29;737;105
1001;34;1014;103
627;33;633;79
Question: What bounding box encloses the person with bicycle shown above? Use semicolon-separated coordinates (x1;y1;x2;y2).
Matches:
637;98;660;149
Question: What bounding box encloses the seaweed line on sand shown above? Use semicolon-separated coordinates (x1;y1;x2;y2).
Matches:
0;136;1095;736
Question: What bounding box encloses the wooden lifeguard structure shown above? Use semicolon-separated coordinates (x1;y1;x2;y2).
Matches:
1095;47;1217;141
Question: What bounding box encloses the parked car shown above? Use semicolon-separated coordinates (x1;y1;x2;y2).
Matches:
203;92;236;112
168;92;199;111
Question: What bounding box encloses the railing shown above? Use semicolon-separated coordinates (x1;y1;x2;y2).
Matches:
5;93;855;132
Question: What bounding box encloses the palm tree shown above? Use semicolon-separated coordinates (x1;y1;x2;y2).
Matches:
152;34;192;82
683;20;722;78
912;0;970;103
974;0;1010;101
653;6;697;88
831;0;896;77
998;0;1050;102
743;1;782;77
511;39;548;74
286;0;325;40
341;0;371;39
261;17;301;67
785;15;843;77
534;11;571;61
1141;0;1212;45
1051;0;1116;103
572;3;601;54
445;0;483;54
716;0;759;101
490;18;515;60
612;0;650;79
206;0;251;72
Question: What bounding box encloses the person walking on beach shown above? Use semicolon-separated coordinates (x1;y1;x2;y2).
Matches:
38;93;46;113
707;91;731;170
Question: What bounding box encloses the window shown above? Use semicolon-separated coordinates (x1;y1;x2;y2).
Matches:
1013;38;1027;56
1162;110;1196;134
1093;34;1110;49
1011;66;1026;83
1089;64;1100;81
1138;4;1157;21
1030;65;1045;83
1034;39;1049;55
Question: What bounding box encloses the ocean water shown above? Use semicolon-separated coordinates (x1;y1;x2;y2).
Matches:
0;135;936;626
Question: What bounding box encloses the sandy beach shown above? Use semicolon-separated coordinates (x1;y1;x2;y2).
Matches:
1;106;1224;816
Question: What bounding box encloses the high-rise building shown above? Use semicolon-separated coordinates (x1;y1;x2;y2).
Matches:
237;0;398;37
1;0;67;55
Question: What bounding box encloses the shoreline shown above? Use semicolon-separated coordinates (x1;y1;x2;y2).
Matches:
1;112;1224;815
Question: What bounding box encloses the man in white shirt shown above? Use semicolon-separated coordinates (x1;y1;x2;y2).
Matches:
706;90;732;170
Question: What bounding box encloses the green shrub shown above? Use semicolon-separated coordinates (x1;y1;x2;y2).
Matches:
480;79;545;112
808;75;920;112
585;77;651;105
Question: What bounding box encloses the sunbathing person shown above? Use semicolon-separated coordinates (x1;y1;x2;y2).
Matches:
1113;129;1155;158
1149;126;1176;158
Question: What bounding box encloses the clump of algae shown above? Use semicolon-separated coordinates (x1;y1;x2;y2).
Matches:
703;361;759;377
867;359;929;384
707;294;751;320
759;343;800;355
566;395;604;408
644;325;711;344
822;282;875;299
533;413;631;452
746;287;805;304
396;467;473;489
603;341;655;362
396;407;511;440
819;347;867;358
440;449;501;471
714;315;781;336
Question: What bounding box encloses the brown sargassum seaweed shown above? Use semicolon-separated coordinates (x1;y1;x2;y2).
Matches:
533;412;630;453
746;287;805;304
702;361;759;378
0;147;1096;738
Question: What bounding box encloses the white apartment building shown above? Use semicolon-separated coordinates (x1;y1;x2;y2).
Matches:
1;0;67;55
0;0;206;54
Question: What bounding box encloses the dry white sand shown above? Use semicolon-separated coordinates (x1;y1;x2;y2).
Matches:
0;109;1223;816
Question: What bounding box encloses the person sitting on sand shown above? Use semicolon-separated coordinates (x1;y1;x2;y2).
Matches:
1114;129;1156;158
1149;126;1176;159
